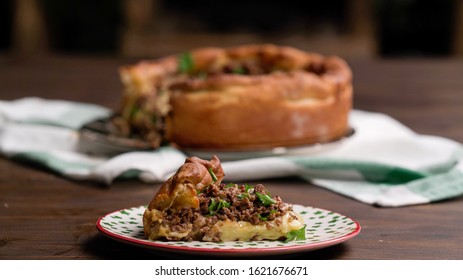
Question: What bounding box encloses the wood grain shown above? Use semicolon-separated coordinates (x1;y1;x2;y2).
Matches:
1;55;463;259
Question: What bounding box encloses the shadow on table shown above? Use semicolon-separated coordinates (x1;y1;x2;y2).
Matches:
83;233;349;260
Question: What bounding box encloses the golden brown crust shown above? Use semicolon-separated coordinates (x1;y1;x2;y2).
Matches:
146;155;224;211
143;156;224;239
119;44;353;150
142;155;305;241
166;45;352;149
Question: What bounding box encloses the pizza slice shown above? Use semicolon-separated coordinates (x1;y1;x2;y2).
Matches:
143;155;305;242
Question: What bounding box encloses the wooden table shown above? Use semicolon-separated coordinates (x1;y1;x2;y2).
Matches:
1;55;463;259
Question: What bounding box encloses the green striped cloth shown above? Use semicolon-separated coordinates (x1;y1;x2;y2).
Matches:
1;97;462;207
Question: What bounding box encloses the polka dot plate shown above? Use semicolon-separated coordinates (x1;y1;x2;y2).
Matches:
96;204;360;257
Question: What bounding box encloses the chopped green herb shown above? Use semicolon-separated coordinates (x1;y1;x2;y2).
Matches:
258;209;277;221
257;213;268;221
129;105;140;119
284;225;306;242
196;186;208;195
178;52;194;74
232;66;245;74
208;198;230;215
256;192;276;206
208;168;218;182
225;183;235;188
244;184;254;192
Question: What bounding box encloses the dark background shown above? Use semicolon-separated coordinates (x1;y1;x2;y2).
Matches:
0;0;461;58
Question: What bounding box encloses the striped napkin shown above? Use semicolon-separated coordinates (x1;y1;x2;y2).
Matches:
1;97;462;207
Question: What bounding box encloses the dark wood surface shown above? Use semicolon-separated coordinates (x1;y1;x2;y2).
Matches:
1;55;463;260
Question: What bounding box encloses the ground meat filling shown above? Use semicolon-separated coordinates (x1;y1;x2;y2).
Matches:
160;183;292;241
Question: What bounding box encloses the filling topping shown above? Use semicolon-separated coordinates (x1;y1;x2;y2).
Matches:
160;182;293;241
177;51;326;77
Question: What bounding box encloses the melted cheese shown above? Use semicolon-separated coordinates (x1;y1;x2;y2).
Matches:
203;212;304;242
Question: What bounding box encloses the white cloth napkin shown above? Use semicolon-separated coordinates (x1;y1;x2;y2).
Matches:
1;97;463;207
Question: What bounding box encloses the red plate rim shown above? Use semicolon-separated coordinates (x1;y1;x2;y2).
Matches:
96;205;361;256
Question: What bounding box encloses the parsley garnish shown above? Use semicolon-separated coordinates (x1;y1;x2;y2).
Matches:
244;184;254;192
256;192;276;206
225;183;235;188
196;186;208;195
284;225;307;242
129;105;140;118
232;66;245;74
178;52;194;74
258;210;277;221
257;213;268;221
208;198;230;215
208;168;218;182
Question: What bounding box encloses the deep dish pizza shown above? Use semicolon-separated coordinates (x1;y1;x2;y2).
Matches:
117;44;352;150
143;155;305;242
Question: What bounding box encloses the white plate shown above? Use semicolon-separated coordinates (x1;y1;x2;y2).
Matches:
96;204;360;257
183;129;355;161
